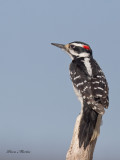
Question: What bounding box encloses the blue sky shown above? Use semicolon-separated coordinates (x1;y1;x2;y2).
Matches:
0;0;120;160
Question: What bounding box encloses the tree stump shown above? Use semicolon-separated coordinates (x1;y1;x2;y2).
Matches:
66;114;97;160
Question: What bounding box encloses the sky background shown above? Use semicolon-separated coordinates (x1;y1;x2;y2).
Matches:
0;0;120;160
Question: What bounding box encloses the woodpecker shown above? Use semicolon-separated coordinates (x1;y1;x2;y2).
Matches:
51;41;109;149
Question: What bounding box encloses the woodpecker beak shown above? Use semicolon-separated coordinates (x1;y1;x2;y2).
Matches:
51;43;70;56
51;43;65;49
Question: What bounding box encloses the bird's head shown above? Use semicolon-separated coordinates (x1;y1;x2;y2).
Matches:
51;41;92;59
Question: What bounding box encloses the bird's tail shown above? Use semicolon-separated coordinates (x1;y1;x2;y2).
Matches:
78;101;101;149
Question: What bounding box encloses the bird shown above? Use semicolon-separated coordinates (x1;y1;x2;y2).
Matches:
51;41;109;149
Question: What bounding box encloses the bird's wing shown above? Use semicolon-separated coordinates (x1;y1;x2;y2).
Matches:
70;59;109;115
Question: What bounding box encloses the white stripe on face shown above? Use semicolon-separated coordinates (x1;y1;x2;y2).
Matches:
72;43;84;47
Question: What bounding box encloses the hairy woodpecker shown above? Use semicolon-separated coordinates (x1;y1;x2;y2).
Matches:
51;41;109;149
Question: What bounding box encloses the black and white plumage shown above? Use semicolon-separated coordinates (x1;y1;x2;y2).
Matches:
51;41;109;149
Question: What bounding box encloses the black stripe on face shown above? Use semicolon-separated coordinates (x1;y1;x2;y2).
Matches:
70;41;90;46
70;45;86;53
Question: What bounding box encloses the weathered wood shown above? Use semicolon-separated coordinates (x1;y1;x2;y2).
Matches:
66;114;97;160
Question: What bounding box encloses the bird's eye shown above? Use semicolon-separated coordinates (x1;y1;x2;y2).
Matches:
70;45;75;49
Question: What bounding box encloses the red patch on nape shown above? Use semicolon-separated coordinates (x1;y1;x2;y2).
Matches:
83;45;90;50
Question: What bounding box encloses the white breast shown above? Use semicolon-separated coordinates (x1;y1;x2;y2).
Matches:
73;86;83;112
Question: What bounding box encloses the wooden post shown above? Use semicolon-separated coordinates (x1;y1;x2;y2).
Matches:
66;113;98;160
